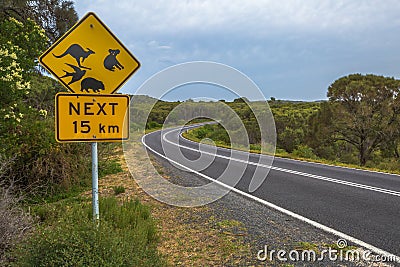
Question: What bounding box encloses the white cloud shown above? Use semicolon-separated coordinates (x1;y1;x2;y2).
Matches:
147;40;172;50
73;1;400;100
75;0;400;37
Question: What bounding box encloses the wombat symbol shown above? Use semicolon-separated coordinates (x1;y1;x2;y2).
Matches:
104;49;124;71
80;77;105;93
53;44;95;70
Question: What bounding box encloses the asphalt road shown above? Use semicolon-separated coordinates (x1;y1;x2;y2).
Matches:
143;125;400;258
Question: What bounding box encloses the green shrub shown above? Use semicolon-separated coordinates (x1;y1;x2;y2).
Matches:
275;148;290;157
99;158;123;178
249;143;261;151
292;145;318;159
113;185;125;195
368;158;400;173
146;121;161;129
1;87;93;199
12;197;163;267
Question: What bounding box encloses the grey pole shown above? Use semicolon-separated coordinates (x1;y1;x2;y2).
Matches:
91;142;99;223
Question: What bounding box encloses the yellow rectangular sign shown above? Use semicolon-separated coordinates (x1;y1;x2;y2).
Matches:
55;93;129;142
40;12;140;94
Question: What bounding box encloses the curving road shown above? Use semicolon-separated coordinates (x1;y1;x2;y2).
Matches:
143;124;400;259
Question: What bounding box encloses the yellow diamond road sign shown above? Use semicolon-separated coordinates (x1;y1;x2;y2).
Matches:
55;93;129;142
40;12;140;94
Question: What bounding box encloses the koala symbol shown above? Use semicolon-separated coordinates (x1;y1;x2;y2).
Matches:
103;49;124;71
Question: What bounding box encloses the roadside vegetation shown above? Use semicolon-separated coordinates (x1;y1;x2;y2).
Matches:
181;80;400;174
0;2;164;265
0;1;252;265
139;86;400;174
11;197;163;267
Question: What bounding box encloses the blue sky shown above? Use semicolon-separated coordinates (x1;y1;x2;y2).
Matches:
74;1;400;101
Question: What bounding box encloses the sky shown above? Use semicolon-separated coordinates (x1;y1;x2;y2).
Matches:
74;1;400;101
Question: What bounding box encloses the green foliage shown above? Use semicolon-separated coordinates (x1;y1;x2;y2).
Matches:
192;124;231;146
27;74;68;113
326;74;400;165
279;127;304;153
0;16;110;198
292;145;318;160
12;197;163;267
1;0;78;43
146;100;179;128
184;101;320;153
0;17;47;106
113;185;125;195
181;92;400;173
146;120;162;129
99;158;123;178
2;107;92;197
270;101;320;152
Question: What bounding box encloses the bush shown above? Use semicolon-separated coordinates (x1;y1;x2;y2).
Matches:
12;197;163;267
113;185;125;195
292;145;318;160
0;180;33;265
368;158;400;173
249;143;261;151
2;93;123;200
99;158;123;178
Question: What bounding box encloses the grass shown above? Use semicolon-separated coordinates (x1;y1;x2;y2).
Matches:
215;219;247;234
12;197;164;267
25;153;125;206
112;185;125;195
294;241;320;253
324;242;357;252
99;158;123;178
6;145;164;265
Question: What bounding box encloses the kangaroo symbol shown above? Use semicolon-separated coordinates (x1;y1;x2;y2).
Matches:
53;44;95;70
104;49;124;71
59;63;86;85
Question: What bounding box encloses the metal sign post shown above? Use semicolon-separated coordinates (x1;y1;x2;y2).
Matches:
92;142;99;223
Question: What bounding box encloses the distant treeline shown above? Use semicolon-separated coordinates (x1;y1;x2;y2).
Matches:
136;74;400;171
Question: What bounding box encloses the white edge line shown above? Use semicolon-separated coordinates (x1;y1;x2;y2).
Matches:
182;125;400;178
162;129;400;197
142;130;400;263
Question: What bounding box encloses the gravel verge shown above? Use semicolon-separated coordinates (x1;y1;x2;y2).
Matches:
152;150;397;267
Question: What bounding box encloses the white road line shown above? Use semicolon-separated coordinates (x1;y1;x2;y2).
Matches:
182;124;400;178
142;131;400;263
162;129;400;197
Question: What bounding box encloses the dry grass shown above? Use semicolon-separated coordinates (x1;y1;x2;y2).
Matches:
0;180;34;264
85;143;252;266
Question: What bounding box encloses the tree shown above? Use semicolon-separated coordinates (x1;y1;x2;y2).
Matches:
306;102;337;159
327;74;400;165
233;97;249;103
0;0;78;43
0;17;47;106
